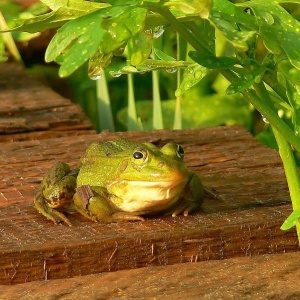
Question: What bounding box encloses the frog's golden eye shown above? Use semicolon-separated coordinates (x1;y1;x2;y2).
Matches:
176;144;184;159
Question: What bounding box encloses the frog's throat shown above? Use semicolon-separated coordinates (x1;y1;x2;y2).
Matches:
107;178;188;213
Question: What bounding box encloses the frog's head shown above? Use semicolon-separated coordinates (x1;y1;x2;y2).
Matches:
108;142;192;213
120;142;188;181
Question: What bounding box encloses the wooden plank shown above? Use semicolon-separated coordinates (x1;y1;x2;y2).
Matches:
0;202;298;285
0;126;298;285
0;63;95;141
2;252;300;299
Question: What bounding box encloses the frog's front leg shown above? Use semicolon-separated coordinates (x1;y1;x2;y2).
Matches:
34;162;78;226
171;173;205;217
74;185;144;223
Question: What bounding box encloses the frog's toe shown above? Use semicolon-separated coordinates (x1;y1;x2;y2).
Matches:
38;207;72;226
48;210;73;226
111;212;145;222
171;201;199;217
34;191;72;226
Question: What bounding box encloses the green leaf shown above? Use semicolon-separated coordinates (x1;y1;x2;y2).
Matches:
44;5;147;77
226;65;266;95
5;0;110;33
22;1;49;16
101;7;147;54
281;208;300;230
41;0;108;11
240;0;300;70
106;0;155;5
7;10;66;32
212;0;256;26
164;0;213;18
130;31;153;66
278;60;300;134
45;7;124;77
153;48;176;61
175;64;206;97
110;59;191;76
209;0;256;51
189;51;238;69
45;11;104;76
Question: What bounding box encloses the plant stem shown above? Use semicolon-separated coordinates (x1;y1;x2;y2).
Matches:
96;74;115;131
272;127;300;241
127;73;142;130
152;70;164;129
173;33;182;129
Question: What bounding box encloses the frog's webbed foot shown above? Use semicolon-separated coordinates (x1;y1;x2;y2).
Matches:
111;212;145;222
169;201;200;217
34;188;73;226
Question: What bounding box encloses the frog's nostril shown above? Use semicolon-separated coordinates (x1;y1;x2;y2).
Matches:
157;161;165;168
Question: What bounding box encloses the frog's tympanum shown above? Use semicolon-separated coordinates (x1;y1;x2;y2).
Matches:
34;138;204;225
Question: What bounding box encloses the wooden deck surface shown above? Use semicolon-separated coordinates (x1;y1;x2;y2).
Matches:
0;63;95;142
2;252;300;299
1;63;300;299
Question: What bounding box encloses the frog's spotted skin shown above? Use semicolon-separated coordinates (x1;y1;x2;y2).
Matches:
34;138;204;225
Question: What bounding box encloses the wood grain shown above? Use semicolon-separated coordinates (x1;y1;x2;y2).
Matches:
0;126;298;285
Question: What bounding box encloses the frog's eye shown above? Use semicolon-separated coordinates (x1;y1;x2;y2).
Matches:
176;144;184;159
133;151;144;159
161;143;184;159
132;148;148;162
132;148;148;168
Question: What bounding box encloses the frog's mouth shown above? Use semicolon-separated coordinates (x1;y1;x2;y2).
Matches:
108;177;188;213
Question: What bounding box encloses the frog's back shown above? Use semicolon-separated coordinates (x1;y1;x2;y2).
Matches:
85;138;141;157
77;139;142;187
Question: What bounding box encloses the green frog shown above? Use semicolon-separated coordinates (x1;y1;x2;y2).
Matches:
34;138;204;226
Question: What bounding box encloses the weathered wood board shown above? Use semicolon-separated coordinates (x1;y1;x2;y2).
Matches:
0;126;298;285
2;251;300;299
0;63;95;142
